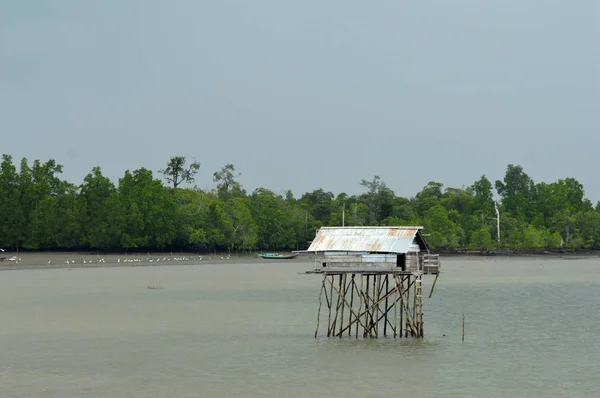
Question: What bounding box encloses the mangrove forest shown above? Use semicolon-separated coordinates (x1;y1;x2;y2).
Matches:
1;154;599;253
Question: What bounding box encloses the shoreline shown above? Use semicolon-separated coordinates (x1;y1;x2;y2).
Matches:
1;248;599;272
0;252;315;272
434;248;600;258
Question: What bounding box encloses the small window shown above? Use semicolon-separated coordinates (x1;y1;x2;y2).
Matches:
396;254;406;271
322;262;327;267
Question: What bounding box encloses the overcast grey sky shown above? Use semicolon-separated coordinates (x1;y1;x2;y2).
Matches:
1;1;598;201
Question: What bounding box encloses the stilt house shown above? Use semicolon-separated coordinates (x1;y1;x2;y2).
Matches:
306;226;440;274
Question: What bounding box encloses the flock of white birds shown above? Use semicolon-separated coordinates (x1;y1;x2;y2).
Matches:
0;248;234;266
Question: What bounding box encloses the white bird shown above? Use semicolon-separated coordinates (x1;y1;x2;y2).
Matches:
199;256;202;260
0;248;5;252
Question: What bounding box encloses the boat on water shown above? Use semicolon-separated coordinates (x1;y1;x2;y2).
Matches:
258;252;299;260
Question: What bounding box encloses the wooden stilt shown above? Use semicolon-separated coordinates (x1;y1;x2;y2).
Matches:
398;275;403;338
331;275;343;336
348;274;355;336
313;269;431;339
327;275;333;337
356;274;363;338
394;276;398;338
384;275;389;337
429;272;440;298
406;275;410;337
364;275;370;338
338;274;346;338
315;275;325;338
370;275;376;337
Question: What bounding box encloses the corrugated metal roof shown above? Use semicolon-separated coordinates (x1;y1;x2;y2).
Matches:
306;226;425;254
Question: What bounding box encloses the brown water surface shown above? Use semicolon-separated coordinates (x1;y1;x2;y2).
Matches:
1;255;599;397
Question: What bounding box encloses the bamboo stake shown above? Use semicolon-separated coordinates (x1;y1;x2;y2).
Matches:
375;275;383;337
398;275;403;338
338;282;399;336
414;277;419;336
406;275;410;337
315;276;325;338
384;275;389;337
411;275;416;337
429;272;440;298
372;294;402;327
327;275;333;336
331;275;343;336
365;275;370;337
462;312;465;342
338;274;346;338
395;275;418;337
348;274;355;336
356;273;363;338
394;275;398;338
369;275;379;337
327;277;371;335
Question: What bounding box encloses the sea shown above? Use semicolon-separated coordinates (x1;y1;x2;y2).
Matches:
1;255;599;397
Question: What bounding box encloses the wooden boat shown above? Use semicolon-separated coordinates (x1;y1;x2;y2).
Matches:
258;252;299;260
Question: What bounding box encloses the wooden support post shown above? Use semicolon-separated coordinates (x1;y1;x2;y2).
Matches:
394;275;398;338
429;272;440;298
327;275;333;337
314;270;428;339
315;275;325;338
369;275;379;337
364;275;370;338
338;274;346;338
348;274;355;336
356;274;362;339
331;275;343;336
406;275;410;337
399;276;403;338
384;275;389;337
328;276;371;337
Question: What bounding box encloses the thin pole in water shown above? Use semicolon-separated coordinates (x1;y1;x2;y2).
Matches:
462;312;465;342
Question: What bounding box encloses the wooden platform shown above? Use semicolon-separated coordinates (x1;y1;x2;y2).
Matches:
305;267;423;275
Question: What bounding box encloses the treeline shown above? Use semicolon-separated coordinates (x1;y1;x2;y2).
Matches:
1;154;599;253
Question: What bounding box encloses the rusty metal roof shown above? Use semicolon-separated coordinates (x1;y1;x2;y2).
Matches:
306;226;426;253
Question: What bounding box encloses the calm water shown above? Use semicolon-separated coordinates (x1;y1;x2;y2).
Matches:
1;256;599;397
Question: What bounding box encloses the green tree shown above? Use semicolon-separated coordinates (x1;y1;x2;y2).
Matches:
299;189;334;225
470;226;492;249
423;204;457;249
78;166;117;249
213;164;245;199
495;164;534;220
414;182;444;217
250;188;290;250
159;156;201;188
225;197;257;252
117;168;177;250
0;154;22;249
359;176;395;224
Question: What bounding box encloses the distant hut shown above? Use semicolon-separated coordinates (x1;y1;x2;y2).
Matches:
306;226;440;274
305;226;441;338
